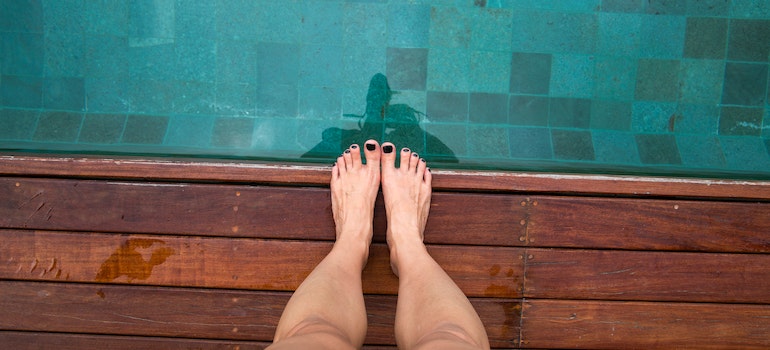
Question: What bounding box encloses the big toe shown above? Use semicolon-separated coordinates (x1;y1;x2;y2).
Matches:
381;142;397;171
363;140;381;167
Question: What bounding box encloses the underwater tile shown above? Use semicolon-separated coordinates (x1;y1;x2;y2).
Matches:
127;43;176;81
424;123;466;158
33;111;83;142
341;46;386;88
175;37;216;82
600;0;645;13
127;79;174;114
78;114;127;144
635;134;682;165
730;1;770;19
596;13;641;57
680;59;725;104
257;42;300;86
590;100;632;131
0;75;42;108
128;0;174;41
469;93;508;124
509;52;552;95
719;106;764;136
256;83;299;118
84;0;128;36
384;121;426;154
299;86;342;120
301;1;343;45
44;30;84;77
122;114;169;144
343;2;387;47
300;45;344;87
43;77;85;111
467;126;509;157
639;15;685;59
211;116;254;148
684;17;727;59
216;0;259;41
721;62;768;106
592;130;640;164
85;34;129;79
469;50;512;93
427;48;469;92
1;32;44;76
727;19;770;63
426;91;469;122
174;0;214;39
85;77;130;113
635;59;681;102
675;104;720;135
686;0;730;16
510;10;597;54
253;117;301;152
429;6;470;48
216;39;258;84
550;54;595;98
470;8;513;51
549;97;591;128
387;3;430;48
0;0;43;32
173;81;216;115
297;119;346;158
164;115;215;148
632;101;677;133
593;56;637;100
386;48;428;91
215;83;257;116
552;129;595;161
0;109;39;140
508;127;553;159
509;95;548;127
646;0;687;15
720;136;770;172
42;0;84;34
257;1;302;43
676;135;726;168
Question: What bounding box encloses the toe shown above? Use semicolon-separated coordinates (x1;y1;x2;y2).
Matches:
349;144;362;169
399;148;412;171
409;151;420;172
381;142;397;171
363;140;381;167
342;148;353;171
336;154;347;174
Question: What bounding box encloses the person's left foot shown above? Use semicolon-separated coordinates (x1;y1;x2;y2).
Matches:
330;140;382;267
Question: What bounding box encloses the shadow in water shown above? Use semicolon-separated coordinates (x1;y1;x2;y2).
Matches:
302;73;457;163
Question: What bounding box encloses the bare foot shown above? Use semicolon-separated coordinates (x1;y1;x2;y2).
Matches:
330;140;382;268
380;143;432;276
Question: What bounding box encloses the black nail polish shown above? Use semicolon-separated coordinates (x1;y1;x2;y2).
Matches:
402;148;410;153
383;145;393;153
344;149;351;154
412;153;418;157
366;143;376;151
351;144;358;149
421;158;426;163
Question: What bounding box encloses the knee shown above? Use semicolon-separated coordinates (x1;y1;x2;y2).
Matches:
271;318;359;350
412;323;489;350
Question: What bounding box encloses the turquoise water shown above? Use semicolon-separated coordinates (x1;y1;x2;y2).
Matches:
1;0;769;179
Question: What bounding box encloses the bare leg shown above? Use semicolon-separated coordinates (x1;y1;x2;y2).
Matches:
269;140;381;350
381;143;490;350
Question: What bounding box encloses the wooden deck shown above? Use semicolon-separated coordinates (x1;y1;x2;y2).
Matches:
1;155;769;349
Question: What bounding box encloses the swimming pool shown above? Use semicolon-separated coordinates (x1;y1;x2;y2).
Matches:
1;0;769;179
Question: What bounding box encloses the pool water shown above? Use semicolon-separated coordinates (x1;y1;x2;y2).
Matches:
1;0;769;179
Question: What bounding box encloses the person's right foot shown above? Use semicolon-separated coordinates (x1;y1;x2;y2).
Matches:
380;143;432;276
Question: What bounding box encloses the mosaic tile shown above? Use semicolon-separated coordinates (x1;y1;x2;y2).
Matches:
429;6;471;48
211;116;254;148
509;52;551;95
720;136;770;172
257;83;299;118
44;31;84;77
470;8;513;51
593;56;637;100
341;46;387;88
43;77;85;111
676;135;726;168
257;43;300;85
639;15;685;59
719;106;764;136
127;79;175;114
85;35;129;79
680;59;725;104
387;4;430;48
597;13;641;56
384;120;427;154
635;134;682;165
343;2;387;47
467;125;509;157
686;0;730;16
253;117;301;152
302;1;343;45
0;75;43;108
424;123;466;158
730;0;770;18
215;83;257;116
300;45;344;87
549;97;591;128
122;114;168;144
0;109;39;140
510;11;597;54
33;111;82;142
427;48;470;92
632;101;677;133
386;48;428;91
175;37;216;82
127;43;176;81
600;0;645;13
721;62;768;106
646;0;687;15
550;54;594;98
165;115;214;148
684;17;728;59
508;127;553;159
552;129;595;161
1;32;44;76
42;0;84;34
469;50;511;93
79;113;126;144
635;59;681;102
0;0;43;32
590;100;632;131
216;0;258;41
174;1;214;39
173;81;216;115
675;104;720;135
84;78;129;113
426;91;469;122
83;1;127;36
509;95;548;126
469;93;508;124
257;1;302;43
727;19;770;63
299;86;342;120
592;131;640;164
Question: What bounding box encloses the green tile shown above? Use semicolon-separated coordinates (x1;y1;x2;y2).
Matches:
424;123;465;161
211;116;254;148
552;129;595;161
727;19;770;62
684;17;727;59
635;59;681;101
79;114;126;144
719;107;764;136
122;115;168;144
0;109;38;140
33;111;83;142
509;95;548;126
426;91;468;122
549;98;591;128
467;126;508;157
590;100;632;131
636;134;682;165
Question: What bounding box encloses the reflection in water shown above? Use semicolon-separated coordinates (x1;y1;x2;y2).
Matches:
303;74;457;163
95;238;175;282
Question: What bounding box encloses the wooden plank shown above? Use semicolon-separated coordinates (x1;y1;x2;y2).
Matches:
524;249;770;303
2;154;770;200
0;230;524;298
1;177;526;246
0;332;269;350
0;281;520;348
527;196;770;252
521;299;770;349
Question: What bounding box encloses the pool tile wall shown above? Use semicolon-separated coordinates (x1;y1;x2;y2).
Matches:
1;0;769;179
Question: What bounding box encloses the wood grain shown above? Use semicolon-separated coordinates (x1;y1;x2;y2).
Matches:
0;281;520;348
0;177;526;246
521;299;770;349
0;332;269;350
524;248;770;303
527;196;770;252
0;230;524;298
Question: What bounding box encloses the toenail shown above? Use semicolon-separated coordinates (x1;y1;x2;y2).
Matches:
383;145;393;153
366;143;376;151
421;158;426;163
412;153;418;157
351;144;358;149
344;149;351;154
402;148;410;152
